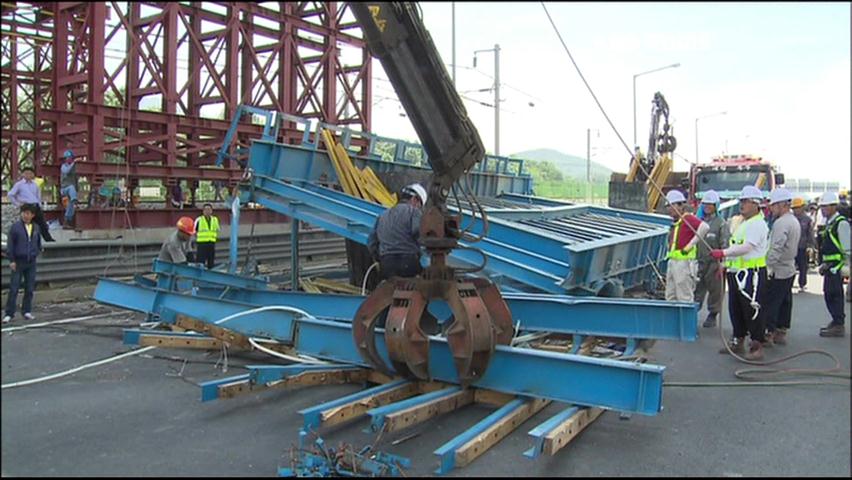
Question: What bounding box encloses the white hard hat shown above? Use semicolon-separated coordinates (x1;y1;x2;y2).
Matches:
666;189;686;204
739;185;764;201
769;188;793;205
819;191;839;206
701;190;720;204
402;183;428;205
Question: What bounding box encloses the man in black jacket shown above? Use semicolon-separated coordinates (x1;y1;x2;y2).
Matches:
4;204;42;323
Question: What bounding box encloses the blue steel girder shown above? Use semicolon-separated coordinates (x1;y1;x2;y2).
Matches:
94;279;665;415
197;364;363;402
523;404;580;459
192;285;697;342
244;175;568;293
152;259;270;290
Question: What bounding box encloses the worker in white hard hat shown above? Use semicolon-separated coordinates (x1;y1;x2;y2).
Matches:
664;189;709;306
815;192;850;337
694;190;730;328
762;187;800;347
367;183;428;280
710;185;769;360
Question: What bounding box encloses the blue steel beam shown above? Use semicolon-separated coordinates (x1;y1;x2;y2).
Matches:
523;405;580;459
95;279;665;414
152;259;270;290
433;397;531;475
299;379;414;430
193;285;697;342
365;386;465;433
197;364;362;402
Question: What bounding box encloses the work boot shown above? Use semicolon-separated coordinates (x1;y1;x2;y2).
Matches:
702;313;717;328
719;337;745;355
744;340;764;361
819;323;846;337
762;331;775;348
773;328;787;346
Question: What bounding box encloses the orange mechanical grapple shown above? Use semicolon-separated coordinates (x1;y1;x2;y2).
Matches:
350;2;514;386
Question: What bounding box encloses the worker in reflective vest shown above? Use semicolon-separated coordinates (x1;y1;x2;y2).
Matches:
710;185;769;360
816;192;850;337
664;190;708;304
195;203;220;269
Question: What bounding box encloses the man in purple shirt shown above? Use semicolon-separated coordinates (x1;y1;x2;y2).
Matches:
7;166;55;242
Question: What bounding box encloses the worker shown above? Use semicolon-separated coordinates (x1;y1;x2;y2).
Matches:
763;188;800;347
7;166;55;242
791;197;815;293
367;183;428;279
60;149;78;228
158;216;196;264
694;190;729;328
3;204;42;323
710;185;769;360
664;189;708;304
815;192;850;337
194;203;220;269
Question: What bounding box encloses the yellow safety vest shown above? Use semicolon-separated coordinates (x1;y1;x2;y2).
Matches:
667;219;697;261
196;216;219;243
725;212;767;270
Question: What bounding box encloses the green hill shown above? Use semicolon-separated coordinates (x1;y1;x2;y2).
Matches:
511;148;612;182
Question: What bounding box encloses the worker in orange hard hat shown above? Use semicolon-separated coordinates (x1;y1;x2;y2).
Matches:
791;197;815;293
158;216;197;264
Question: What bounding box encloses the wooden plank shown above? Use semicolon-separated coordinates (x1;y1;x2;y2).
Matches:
383;389;475;433
455;398;551;468
473;389;515;407
175;315;253;350
138;334;221;350
320;382;420;428
543;407;604;455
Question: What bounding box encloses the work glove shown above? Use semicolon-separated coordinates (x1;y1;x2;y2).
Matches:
818;263;830;276
710;249;725;261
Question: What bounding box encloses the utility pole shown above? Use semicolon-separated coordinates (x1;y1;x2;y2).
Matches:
494;43;500;156
586;128;591;203
451;2;456;85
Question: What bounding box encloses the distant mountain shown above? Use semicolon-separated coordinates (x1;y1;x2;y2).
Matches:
511;148;612;182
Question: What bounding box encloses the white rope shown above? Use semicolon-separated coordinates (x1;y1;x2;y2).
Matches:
2;346;156;389
2;312;123;333
362;261;380;295
734;269;761;320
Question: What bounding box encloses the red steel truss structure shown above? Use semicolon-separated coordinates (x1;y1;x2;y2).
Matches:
2;2;371;228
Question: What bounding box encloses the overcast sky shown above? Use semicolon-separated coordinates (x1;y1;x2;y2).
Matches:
369;2;851;185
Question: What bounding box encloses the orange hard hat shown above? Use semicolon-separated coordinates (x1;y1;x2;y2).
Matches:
176;216;196;235
791;197;805;209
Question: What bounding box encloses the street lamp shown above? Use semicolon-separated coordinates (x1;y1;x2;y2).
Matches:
474;44;500;155
694;111;727;163
632;62;680;149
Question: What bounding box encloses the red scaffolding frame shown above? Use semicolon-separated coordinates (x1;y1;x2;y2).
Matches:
1;2;372;228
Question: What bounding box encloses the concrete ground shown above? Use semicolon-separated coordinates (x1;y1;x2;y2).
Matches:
1;273;850;477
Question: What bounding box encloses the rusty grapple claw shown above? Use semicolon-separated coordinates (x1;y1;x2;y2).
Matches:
352;275;513;386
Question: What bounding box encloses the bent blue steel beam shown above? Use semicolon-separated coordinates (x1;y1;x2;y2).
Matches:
95;278;299;340
193;285;697;342
152;259;269;290
94;279;665;415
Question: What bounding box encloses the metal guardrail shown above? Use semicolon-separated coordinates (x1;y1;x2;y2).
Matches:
1;230;346;288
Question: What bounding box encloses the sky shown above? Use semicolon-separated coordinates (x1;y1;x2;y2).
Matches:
368;2;851;185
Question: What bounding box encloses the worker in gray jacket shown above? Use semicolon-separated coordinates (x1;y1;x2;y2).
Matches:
694;190;730;328
764;188;800;346
367;183;428;280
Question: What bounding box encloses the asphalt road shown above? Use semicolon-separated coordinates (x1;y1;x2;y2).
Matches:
2;273;850;477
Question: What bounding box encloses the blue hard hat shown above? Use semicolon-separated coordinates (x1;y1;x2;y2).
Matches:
64;149;73;158
99;186;111;196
